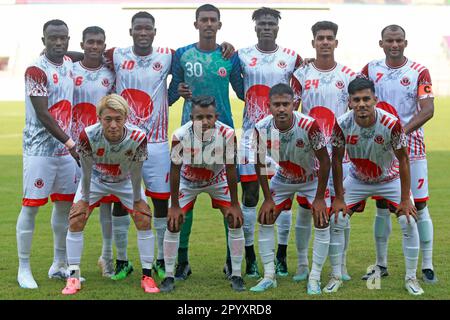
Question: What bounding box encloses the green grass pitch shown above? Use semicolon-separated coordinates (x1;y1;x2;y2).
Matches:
0;98;449;300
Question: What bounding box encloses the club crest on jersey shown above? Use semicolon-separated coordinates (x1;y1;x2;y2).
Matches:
296;138;305;148
277;60;287;69
96;148;105;156
374;135;384;144
102;78;110;87
335;80;345;89
153;62;163;71
400;77;411;86
125;149;133;157
217;67;227;77
34;178;44;189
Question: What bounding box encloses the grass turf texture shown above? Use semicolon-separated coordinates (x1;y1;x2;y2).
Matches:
0;98;449;300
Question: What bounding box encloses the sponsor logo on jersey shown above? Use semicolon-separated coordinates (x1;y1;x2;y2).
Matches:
277;60;287;69
34;178;44;189
374;135;384;144
218;67;227;77
153;62;163;72
96;148;105;156
102;78;110;87
296;138;305;148
400;76;411;86
335;80;345;89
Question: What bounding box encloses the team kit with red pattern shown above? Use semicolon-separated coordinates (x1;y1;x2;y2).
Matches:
16;4;435;297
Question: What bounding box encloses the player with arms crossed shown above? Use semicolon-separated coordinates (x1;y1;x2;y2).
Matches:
361;24;436;283
238;7;303;278
330;77;423;295
159;96;245;292
292;21;356;284
72;26;116;277
251;83;331;294
62;94;159;295
168;4;244;280
17;19;78;289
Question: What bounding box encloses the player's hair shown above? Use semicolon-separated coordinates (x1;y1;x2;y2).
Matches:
97;94;130;117
191;95;216;109
348;77;375;95
196;4;220;21
43;19;68;34
381;24;406;38
131;11;155;25
82;26;105;41
252;7;281;21
311;21;338;38
269;83;294;98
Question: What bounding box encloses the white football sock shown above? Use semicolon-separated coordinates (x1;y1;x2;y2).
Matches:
153;217;167;261
66;230;84;266
342;218;350;271
51;201;71;264
137;229;154;270
242;205;257;246
16;206;39;269
276;210;292;245
329;212;347;277
163;230;180;277
228;227;244;277
112;215;130;261
374;208;391;268
309;226;330;281
398;215;420;280
99;203;113;261
258;224;275;279
295;206;312;268
417;206;434;270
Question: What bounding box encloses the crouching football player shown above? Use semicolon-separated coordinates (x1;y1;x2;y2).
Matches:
330;77;423;295
159;96;245;293
62;94;160;295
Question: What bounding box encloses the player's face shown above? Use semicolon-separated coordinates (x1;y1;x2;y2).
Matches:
379;29;407;60
42;24;70;60
255;14;279;43
195;11;222;40
81;33;106;61
130;18;156;50
269;93;294;128
191;105;217;133
312;29;337;56
99;107;126;142
349;89;378;125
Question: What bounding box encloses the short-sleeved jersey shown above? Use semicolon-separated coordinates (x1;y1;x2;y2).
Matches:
24;55;74;157
71;62;115;143
255;111;326;184
168;44;244;128
332;108;407;184
171;120;236;188
361;58;433;160
238;45;302;131
106;46;172;143
293;62;356;144
77;123;148;184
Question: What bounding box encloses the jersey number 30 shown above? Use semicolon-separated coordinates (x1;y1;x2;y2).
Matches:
185;62;203;77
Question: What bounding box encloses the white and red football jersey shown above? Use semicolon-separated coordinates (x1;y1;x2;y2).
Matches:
332;108;407;184
77;123;148;184
172;120;236;188
255;111;326;184
24;55;74;157
106;46;173;143
238;45;302;131
71;62;115;143
361;58;433;160
293;62;356;143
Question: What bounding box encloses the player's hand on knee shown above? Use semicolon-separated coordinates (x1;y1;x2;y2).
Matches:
226;204;243;228
312;198;329;227
396;199;418;223
220;42;235;59
177;83;192;99
133;199;152;217
331;197;347;223
69;200;90;220
258;199;276;225
168;206;184;232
